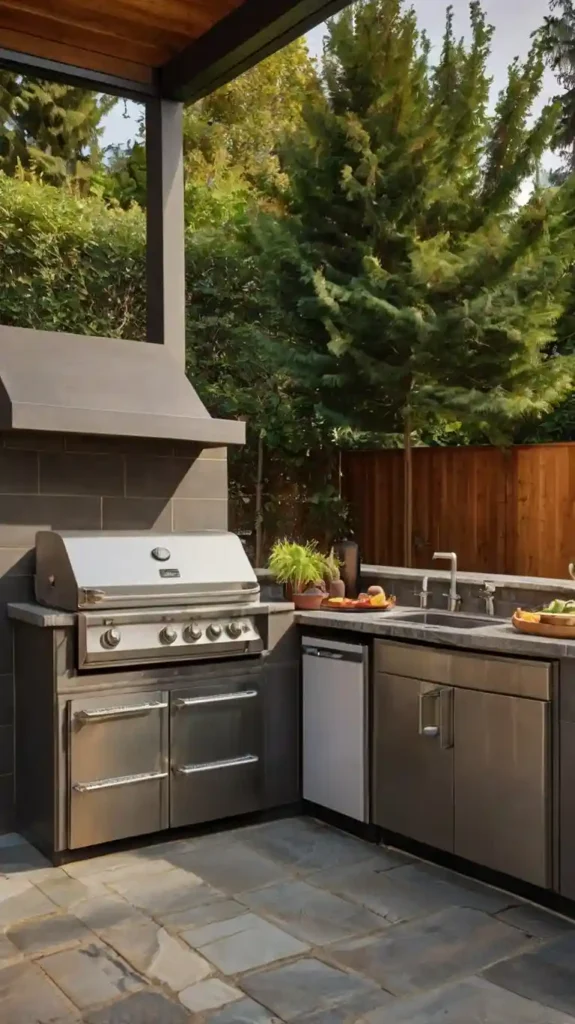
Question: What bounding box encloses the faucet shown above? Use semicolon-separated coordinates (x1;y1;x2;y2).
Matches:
417;576;430;609
432;552;460;612
480;581;497;617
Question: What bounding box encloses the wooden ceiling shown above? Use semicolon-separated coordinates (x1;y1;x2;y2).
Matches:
0;0;243;87
0;0;348;100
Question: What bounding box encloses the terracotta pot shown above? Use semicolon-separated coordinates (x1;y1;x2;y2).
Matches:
329;579;346;599
293;591;325;610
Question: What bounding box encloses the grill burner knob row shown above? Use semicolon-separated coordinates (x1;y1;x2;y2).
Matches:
207;623;222;641
159;626;178;645
183;623;203;643
226;621;243;639
101;628;121;650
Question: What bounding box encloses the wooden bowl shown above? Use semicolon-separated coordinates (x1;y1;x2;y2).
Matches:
513;613;575;639
539;613;575;626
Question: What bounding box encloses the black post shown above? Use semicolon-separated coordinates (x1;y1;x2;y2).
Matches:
145;98;186;367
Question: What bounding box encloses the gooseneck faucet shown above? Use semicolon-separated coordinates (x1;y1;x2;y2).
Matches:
432;552;460;612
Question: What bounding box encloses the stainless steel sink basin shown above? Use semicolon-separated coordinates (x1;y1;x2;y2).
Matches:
389;611;505;630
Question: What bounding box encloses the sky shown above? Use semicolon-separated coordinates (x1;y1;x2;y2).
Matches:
102;0;558;171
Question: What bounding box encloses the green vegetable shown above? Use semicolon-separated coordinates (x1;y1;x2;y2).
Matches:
542;599;569;614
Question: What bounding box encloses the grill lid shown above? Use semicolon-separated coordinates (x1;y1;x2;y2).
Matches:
35;531;259;611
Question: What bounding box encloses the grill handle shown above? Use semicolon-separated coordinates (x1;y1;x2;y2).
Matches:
73;770;168;792
75;701;167;723
78;584;260;608
174;690;257;708
174;755;259;775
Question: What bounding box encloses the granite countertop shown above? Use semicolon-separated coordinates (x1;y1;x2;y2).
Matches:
7;601;295;628
295;607;575;659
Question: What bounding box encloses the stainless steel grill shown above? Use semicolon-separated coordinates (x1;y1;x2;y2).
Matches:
35;530;264;668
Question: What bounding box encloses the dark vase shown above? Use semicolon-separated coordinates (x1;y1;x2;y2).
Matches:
332;540;361;598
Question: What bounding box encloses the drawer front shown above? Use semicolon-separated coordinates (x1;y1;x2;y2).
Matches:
374;641;551;699
170;678;264;828
68;691;169;849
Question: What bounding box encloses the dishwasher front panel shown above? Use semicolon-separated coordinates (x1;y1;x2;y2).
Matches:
302;636;368;822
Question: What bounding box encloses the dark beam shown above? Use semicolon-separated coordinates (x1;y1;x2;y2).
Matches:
0;45;156;101
146;98;186;368
160;0;350;102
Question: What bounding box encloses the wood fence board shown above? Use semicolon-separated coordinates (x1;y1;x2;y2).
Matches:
342;443;575;579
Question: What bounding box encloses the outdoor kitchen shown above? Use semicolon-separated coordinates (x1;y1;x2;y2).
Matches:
3;3;575;1023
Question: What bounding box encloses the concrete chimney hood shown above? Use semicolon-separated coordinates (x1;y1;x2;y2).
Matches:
0;327;245;447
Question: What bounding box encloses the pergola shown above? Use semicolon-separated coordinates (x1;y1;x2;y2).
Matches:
0;0;347;444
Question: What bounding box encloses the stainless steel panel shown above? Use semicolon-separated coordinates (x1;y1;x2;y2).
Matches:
559;719;575;898
374;640;551;699
69;690;168;848
302;642;368;822
35;530;259;611
170;677;263;828
454;688;551;888
373;672;454;851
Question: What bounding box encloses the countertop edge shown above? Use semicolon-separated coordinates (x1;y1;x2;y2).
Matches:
8;600;295;628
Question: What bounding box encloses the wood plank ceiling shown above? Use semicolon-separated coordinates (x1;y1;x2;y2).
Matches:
0;0;244;87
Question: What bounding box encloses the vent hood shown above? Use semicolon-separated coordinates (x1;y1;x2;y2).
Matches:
0;327;245;447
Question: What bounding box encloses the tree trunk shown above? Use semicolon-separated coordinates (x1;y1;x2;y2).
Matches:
254;431;264;568
403;411;413;568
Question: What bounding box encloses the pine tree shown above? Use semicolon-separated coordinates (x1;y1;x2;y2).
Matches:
0;73;115;189
263;0;575;564
540;0;575;178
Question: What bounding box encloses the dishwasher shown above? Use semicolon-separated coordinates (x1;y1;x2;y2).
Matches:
302;635;369;822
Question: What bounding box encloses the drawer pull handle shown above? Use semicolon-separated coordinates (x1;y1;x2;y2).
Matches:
174;690;257;708
174;754;259;775
75;701;168;722
73;770;168;793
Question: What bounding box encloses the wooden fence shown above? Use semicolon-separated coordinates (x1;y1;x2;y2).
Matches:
342;443;575;579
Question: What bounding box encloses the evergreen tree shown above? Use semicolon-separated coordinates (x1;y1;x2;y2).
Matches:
540;0;575;178
0;73;115;188
263;0;575;563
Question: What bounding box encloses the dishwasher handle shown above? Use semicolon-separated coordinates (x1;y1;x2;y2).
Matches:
302;644;365;664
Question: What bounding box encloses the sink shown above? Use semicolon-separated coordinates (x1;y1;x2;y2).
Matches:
389;612;505;630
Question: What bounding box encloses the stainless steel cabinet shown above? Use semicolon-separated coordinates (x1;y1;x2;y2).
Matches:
373;672;454;851
454;688;551;888
170;676;263;828
372;641;553;888
68;691;169;849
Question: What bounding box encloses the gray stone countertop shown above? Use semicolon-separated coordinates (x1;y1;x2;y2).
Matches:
7;601;294;629
295;607;575;659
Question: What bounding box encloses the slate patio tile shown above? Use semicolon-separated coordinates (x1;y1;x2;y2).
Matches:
179;977;242;1012
161;897;245;933
64;851;174;884
170;840;292;895
71;893;146;934
84;990;191;1024
310;857;508;924
241;957;386;1021
108;867;222;920
8;912;93;955
496;902;575;941
328;906;535;996
205;996;281;1024
0;877;59;928
238;818;386;874
360;975;575;1024
37;940;146;1010
36;874;108;910
182;911;308;974
0;959;78;1024
101;916;212;992
0;933;22;967
483;932;575;1017
0;837;51;876
242;879;387;945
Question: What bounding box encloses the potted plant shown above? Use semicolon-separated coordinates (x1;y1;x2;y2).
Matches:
268;540;326;610
322;548;345;598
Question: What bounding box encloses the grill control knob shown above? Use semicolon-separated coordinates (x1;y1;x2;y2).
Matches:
226;621;243;639
101;628;121;650
207;623;222;641
183;623;203;643
159;626;178;645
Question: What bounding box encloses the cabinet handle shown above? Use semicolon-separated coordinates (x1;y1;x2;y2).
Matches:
75;701;167;722
174;754;259;775
73;770;168;792
422;725;439;738
174;690;257;708
418;689;439;737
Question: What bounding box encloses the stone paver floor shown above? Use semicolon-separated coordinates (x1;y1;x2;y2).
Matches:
0;816;574;1023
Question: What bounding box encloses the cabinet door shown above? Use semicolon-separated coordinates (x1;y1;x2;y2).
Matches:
68;691;169;849
454;689;551;887
373;672;454;852
170;676;264;828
